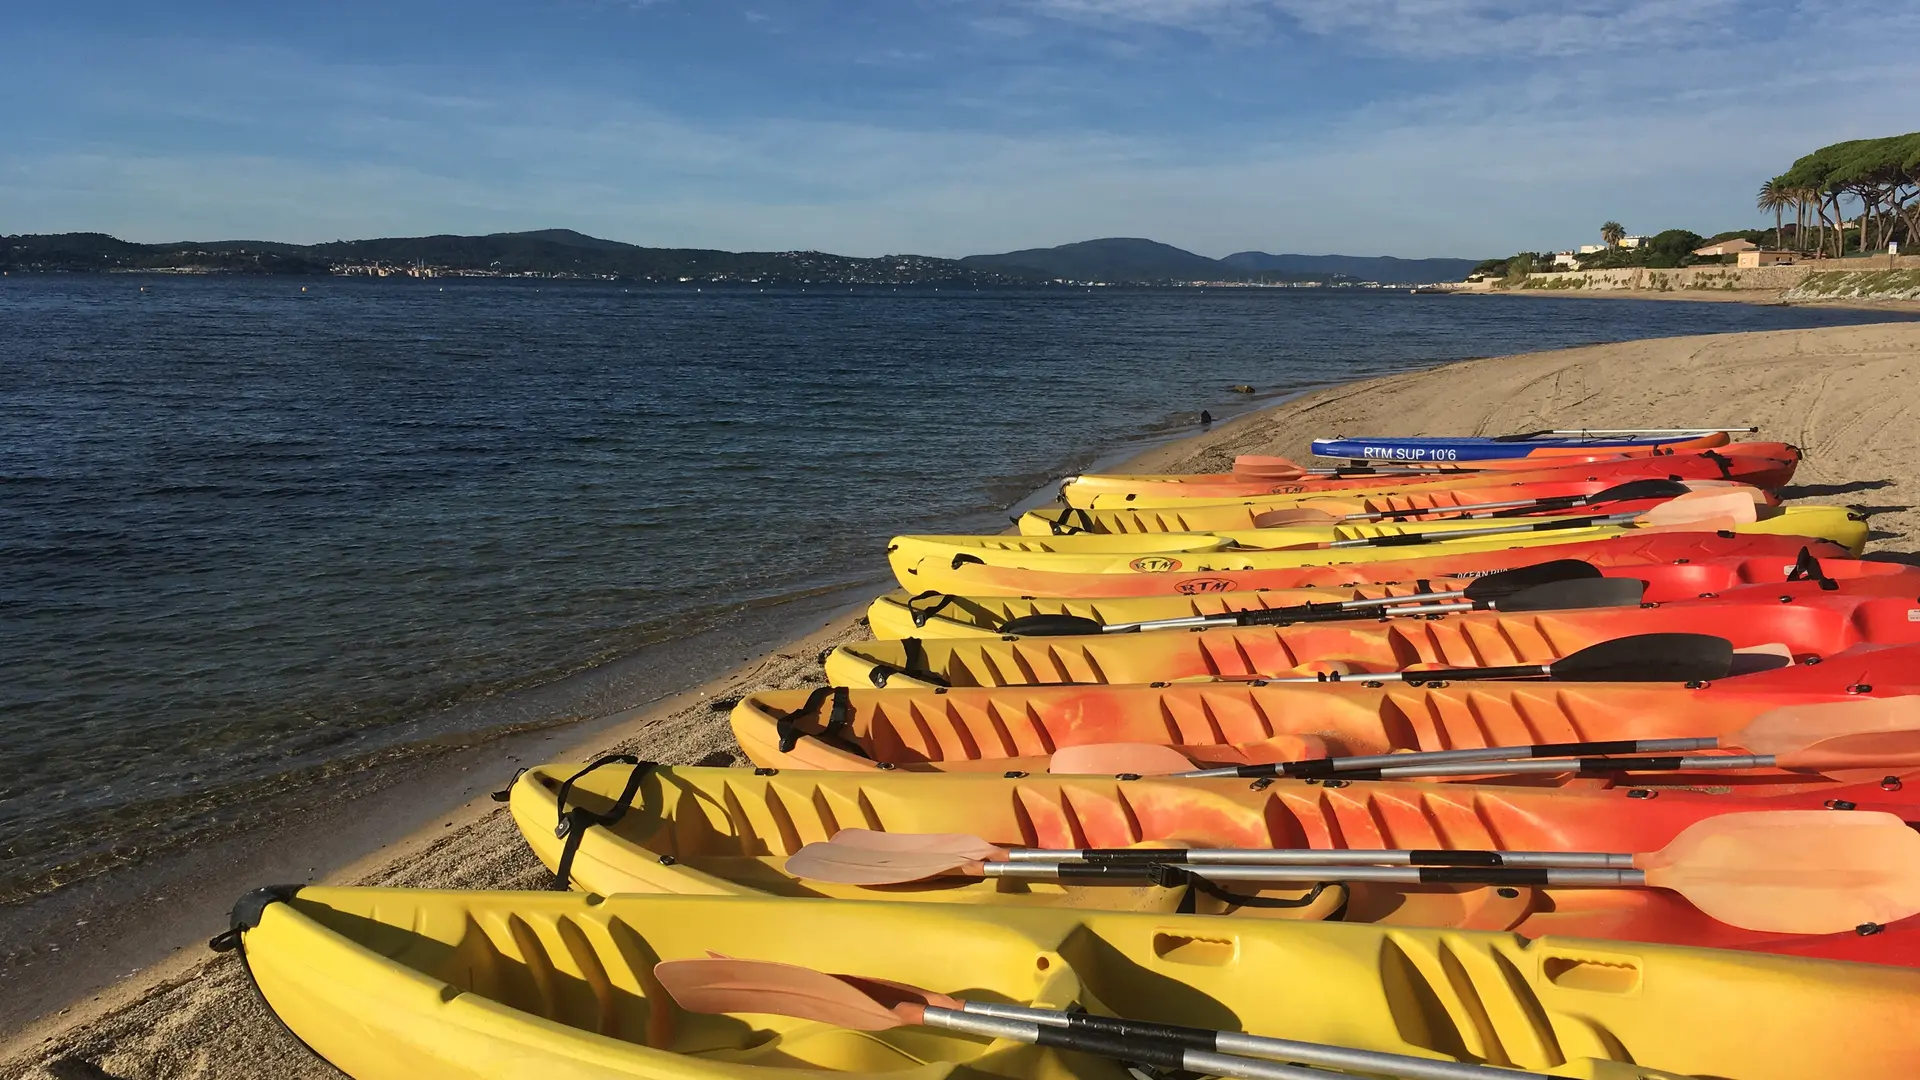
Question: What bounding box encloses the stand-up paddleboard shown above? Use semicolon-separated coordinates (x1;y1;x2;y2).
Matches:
1313;428;1746;462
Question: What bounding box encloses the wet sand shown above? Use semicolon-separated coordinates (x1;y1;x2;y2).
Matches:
7;319;1920;1078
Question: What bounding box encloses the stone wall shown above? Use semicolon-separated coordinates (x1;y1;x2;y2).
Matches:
1516;265;1814;293
1784;268;1920;302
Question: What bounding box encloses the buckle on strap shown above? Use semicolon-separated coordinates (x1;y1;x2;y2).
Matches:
774;686;856;753
904;590;958;629
550;756;655;890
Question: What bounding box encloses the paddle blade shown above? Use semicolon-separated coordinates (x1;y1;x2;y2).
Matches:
656;957;908;1030
1680;480;1772;505
786;842;982;885
1492;578;1645;613
1233;455;1307;481
1548;633;1734;682
1049;742;1198;776
1254;507;1343;527
1638;811;1920;934
1459;559;1603;602
1745;696;1920;768
823;829;1003;858
1000;613;1105;636
1636;490;1761;527
1589;479;1694;503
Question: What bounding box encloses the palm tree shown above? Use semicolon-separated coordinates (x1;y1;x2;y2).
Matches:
1600;221;1626;248
1756;179;1787;250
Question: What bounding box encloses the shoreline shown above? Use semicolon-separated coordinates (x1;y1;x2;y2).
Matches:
1461;287;1920;313
11;317;1920;1077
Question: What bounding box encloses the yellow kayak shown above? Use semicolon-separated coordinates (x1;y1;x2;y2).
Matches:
225;884;1919;1079
889;507;1865;592
504;763;1920;963
866;582;1437;639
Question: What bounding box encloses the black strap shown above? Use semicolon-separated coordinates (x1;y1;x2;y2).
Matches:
870;638;951;688
774;685;858;753
1047;508;1095;535
1786;546;1840;591
903;590;958;628
1701;449;1734;479
550;755;654;891
1154;866;1345;910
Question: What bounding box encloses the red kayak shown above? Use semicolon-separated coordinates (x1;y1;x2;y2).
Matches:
1067;446;1799;506
1622;550;1916;603
939;532;1856;598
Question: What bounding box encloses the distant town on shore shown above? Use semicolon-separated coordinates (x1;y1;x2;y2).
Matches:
2;231;1482;288
10;133;1913;291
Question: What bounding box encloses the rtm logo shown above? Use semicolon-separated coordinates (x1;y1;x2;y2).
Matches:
1129;556;1182;573
1361;447;1458;461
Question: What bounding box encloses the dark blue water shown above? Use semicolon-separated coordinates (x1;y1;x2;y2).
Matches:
1;276;1905;900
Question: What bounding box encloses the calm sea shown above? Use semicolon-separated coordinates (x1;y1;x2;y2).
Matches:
0;277;1904;901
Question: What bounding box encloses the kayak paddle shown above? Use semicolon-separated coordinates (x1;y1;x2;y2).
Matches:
1259;490;1759;552
1002;579;1641;637
1179;696;1920;778
656;956;1555;1080
1489;426;1758;441
1252;479;1736;527
995;560;1628;637
784;810;1920;934
1254;632;1734;685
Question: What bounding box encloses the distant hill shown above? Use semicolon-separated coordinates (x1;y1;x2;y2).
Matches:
0;230;1046;285
961;238;1231;283
1219;251;1481;285
961;238;1478;284
4;230;1483;286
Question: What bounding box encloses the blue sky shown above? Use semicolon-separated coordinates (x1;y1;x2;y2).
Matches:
6;1;1917;258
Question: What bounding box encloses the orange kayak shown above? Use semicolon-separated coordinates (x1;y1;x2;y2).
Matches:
930;531;1855;598
1065;447;1799;507
511;762;1920;966
738;640;1920;796
824;582;1920;689
872;557;1920;639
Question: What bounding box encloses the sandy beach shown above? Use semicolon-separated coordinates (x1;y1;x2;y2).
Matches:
8;317;1920;1079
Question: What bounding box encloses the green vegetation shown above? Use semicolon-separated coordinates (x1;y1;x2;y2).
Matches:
1766;133;1920;257
1787;268;1920;298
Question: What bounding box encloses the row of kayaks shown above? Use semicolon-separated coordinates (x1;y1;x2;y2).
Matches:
224;427;1920;1078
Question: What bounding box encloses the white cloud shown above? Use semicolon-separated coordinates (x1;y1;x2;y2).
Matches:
6;6;1918;258
1032;0;1747;57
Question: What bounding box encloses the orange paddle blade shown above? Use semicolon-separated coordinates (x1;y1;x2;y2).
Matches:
1636;490;1760;527
1677;480;1771;505
1744;696;1920;768
1233;455;1308;480
1636;811;1920;934
1049;742;1197;776
1253;507;1344;527
786;842;984;884
656;957;908;1030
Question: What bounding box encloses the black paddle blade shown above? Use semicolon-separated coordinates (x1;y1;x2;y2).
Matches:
1589;478;1694;503
1460;559;1602;602
1000;613;1106;636
1547;633;1734;682
1493;578;1647;613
